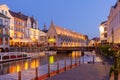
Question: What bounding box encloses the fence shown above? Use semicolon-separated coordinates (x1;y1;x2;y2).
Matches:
0;57;82;80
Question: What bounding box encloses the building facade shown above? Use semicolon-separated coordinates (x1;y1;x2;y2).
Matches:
0;13;10;52
47;22;87;47
99;21;108;44
0;4;41;48
107;0;120;44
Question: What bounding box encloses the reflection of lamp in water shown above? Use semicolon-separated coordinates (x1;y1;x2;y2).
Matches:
49;55;54;64
16;64;20;72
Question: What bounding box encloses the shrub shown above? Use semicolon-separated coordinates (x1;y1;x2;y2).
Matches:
100;45;114;57
109;66;114;76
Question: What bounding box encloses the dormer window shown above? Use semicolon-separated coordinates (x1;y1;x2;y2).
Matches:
0;19;3;25
5;11;7;15
5;20;8;26
1;10;4;14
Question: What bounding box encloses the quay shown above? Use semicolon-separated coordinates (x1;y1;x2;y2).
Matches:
0;51;104;80
0;59;79;80
46;63;111;80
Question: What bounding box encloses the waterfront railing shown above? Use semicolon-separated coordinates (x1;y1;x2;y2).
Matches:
0;58;81;80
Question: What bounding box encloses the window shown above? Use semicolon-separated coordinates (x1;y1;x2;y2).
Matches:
0;19;3;25
5;28;9;35
104;27;107;31
104;33;107;38
54;36;56;39
14;27;17;31
14;33;17;38
1;10;4;14
48;43;49;46
5;20;9;26
48;36;50;39
40;36;44;41
53;43;56;46
0;28;3;34
5;37;8;45
0;37;3;45
5;11;7;15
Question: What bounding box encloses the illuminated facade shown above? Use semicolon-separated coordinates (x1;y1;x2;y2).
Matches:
0;13;10;52
99;21;107;44
0;4;40;47
47;22;87;47
107;0;120;43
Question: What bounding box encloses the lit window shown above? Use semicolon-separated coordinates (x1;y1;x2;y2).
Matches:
0;37;3;45
5;28;9;35
0;28;3;34
5;37;8;45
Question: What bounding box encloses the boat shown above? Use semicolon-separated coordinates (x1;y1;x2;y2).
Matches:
44;51;57;56
0;52;31;63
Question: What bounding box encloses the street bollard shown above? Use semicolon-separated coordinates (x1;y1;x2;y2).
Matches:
35;67;38;80
64;59;66;71
75;58;77;66
79;58;81;65
48;64;50;77
93;56;95;64
57;62;59;74
71;58;72;68
18;71;21;80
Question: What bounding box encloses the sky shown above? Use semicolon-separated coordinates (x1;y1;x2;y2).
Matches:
0;0;116;39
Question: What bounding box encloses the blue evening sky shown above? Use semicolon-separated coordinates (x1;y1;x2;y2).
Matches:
0;0;116;39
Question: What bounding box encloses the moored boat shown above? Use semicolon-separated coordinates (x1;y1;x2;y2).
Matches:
0;52;31;63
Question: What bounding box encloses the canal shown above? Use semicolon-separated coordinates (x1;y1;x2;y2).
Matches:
0;51;82;75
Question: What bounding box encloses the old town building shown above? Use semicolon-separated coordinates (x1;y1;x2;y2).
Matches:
0;4;40;47
107;0;120;44
47;22;87;47
99;21;108;44
0;13;10;52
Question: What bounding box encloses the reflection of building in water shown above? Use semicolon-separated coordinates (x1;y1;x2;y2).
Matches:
30;59;39;68
1;59;39;74
47;21;87;47
71;51;81;59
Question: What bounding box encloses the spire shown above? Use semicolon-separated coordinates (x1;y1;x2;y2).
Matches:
50;20;54;26
44;23;47;31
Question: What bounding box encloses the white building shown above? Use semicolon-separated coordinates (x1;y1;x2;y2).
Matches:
107;0;120;44
0;4;41;47
0;13;10;52
99;21;108;44
47;22;87;47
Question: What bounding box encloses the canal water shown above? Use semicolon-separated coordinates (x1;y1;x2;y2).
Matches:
0;51;81;75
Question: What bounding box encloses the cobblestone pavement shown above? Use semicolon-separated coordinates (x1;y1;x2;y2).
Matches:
46;63;111;80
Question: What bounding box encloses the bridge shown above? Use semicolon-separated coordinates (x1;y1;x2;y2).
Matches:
49;46;98;52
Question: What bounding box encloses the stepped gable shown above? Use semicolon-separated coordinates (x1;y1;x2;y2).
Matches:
30;16;36;24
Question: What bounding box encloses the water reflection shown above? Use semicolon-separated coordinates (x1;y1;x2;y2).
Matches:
71;51;81;59
0;51;81;75
49;55;54;64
